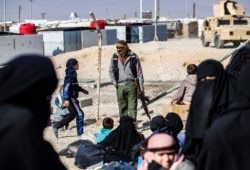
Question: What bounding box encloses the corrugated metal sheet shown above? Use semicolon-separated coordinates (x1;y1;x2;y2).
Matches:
81;30;98;48
81;29;117;48
101;29;117;45
38;30;82;56
106;25;167;43
105;26;126;41
139;25;167;43
0;34;44;65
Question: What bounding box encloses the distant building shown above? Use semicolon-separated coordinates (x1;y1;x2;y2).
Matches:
142;11;152;19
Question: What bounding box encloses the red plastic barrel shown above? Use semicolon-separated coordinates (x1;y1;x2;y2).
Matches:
19;23;37;34
90;20;105;29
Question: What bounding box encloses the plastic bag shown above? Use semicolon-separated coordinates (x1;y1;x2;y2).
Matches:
74;139;105;169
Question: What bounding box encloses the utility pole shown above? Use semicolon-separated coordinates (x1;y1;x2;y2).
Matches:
41;12;46;19
154;0;159;41
18;5;22;23
155;0;160;19
193;3;196;18
186;0;189;17
30;0;33;19
140;0;142;19
4;0;6;32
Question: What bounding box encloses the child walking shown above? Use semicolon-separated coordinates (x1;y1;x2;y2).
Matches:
52;58;89;138
53;85;70;130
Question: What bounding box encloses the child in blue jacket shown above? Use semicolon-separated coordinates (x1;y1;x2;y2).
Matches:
95;117;114;143
52;58;89;138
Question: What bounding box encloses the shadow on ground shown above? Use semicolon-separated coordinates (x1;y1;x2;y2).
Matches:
84;119;97;126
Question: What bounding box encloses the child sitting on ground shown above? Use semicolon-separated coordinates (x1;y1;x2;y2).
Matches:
95;117;114;143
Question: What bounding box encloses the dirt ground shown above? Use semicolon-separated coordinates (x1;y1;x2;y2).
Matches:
44;38;238;170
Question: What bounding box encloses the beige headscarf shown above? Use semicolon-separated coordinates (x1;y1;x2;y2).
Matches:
116;40;129;58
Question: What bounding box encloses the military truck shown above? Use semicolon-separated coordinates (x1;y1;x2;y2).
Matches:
201;0;250;48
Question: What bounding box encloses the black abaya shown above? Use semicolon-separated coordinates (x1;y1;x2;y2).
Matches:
0;55;66;170
183;59;230;165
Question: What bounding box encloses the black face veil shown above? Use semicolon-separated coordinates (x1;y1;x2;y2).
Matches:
186;59;229;138
183;59;230;164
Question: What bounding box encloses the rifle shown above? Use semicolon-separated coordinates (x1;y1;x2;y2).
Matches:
134;78;151;121
137;84;180;111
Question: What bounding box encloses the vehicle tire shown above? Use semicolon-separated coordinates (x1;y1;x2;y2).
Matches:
201;34;210;47
233;41;240;48
214;35;224;48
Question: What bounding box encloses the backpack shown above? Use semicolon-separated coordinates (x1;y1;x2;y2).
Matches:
112;53;138;82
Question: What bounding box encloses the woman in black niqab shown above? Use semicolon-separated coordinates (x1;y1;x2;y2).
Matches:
98;116;143;163
0;54;66;170
183;59;230;165
197;63;250;170
0;54;58;129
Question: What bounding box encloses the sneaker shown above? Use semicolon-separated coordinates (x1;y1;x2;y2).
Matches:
52;126;58;138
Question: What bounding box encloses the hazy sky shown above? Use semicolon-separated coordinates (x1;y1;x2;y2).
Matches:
1;0;250;22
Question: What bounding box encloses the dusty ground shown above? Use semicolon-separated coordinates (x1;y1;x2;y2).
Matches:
44;38;238;170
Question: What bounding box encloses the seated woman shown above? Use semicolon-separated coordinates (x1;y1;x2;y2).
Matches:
97;116;143;163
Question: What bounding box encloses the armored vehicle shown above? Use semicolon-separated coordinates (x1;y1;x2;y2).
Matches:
201;0;250;48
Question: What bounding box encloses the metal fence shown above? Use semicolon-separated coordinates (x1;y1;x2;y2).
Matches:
49;34;249;123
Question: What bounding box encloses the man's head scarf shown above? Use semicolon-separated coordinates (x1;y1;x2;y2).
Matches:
116;40;129;57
